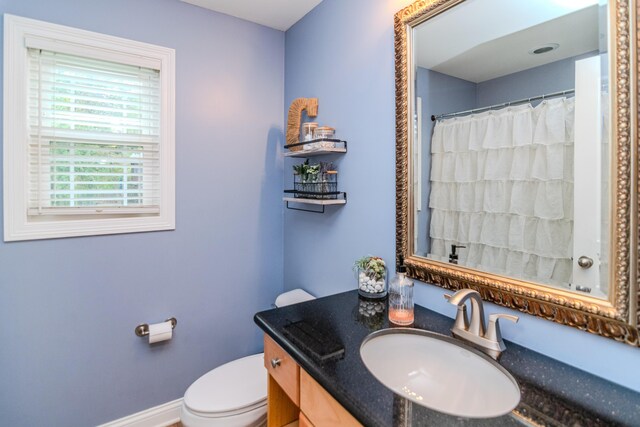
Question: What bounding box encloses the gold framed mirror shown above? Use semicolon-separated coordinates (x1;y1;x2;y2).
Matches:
395;0;638;345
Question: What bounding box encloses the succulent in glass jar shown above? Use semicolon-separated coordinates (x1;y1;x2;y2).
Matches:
354;256;388;299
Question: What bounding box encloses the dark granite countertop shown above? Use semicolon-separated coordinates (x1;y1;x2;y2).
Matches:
254;290;640;427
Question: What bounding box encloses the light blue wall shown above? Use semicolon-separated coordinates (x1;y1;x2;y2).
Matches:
284;0;640;392
476;51;597;106
283;0;400;297
0;1;284;426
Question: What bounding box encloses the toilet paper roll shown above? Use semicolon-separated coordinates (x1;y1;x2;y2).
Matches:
148;320;173;344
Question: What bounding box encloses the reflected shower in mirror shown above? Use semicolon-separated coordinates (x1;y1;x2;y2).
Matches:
412;0;610;298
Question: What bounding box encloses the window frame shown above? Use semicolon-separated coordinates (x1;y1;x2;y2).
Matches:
4;14;175;241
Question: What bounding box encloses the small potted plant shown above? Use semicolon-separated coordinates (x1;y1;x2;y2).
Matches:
293;160;321;197
354;256;387;299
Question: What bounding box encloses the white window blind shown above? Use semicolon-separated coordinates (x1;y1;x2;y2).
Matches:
28;48;161;215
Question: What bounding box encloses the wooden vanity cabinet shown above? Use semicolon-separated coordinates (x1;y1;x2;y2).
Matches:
264;333;300;405
264;335;362;427
298;412;313;427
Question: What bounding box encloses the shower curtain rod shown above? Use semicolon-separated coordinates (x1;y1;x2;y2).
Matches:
430;88;575;122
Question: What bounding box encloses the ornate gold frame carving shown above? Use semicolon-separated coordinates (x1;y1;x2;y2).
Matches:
395;0;639;345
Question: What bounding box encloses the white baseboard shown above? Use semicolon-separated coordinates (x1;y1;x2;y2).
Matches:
97;398;182;427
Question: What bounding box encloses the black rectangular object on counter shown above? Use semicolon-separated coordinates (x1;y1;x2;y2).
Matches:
283;320;344;362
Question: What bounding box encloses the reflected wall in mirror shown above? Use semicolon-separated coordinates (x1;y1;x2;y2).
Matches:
395;0;638;345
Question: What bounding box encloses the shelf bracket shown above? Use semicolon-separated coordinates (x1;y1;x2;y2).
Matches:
286;200;326;213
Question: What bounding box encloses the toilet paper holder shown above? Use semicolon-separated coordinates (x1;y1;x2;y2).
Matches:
135;317;177;337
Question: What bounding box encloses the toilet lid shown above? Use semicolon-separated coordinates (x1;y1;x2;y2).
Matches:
184;353;267;415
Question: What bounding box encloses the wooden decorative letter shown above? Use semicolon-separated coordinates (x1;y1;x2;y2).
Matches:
286;98;318;151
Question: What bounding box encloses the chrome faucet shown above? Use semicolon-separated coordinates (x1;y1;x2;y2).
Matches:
444;289;518;359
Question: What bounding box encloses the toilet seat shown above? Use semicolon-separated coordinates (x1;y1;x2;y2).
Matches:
184;353;267;417
185;399;266;419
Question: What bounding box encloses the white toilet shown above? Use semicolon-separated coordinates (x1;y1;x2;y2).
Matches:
180;289;315;427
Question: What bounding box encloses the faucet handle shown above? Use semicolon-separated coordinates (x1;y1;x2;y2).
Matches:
444;293;469;331
446;289;485;335
485;313;518;345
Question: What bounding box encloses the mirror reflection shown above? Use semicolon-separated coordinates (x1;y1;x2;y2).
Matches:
412;0;610;298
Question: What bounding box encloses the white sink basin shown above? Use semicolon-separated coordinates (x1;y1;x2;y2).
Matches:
360;328;520;419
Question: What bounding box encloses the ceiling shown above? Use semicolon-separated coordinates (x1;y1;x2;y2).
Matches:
179;0;323;31
415;0;602;83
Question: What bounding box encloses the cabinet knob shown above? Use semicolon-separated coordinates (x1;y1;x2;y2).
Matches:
270;358;281;368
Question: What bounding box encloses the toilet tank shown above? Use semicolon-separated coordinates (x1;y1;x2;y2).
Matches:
274;289;315;307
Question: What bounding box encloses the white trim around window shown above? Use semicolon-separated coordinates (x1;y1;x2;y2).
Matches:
3;14;176;241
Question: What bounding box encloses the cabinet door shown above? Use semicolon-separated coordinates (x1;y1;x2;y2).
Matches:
264;335;300;405
300;370;362;427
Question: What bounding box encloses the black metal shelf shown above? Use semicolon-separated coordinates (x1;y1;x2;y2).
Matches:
283;192;347;213
283;139;348;213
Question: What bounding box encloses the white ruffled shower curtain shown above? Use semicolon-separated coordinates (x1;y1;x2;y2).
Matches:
429;97;575;287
